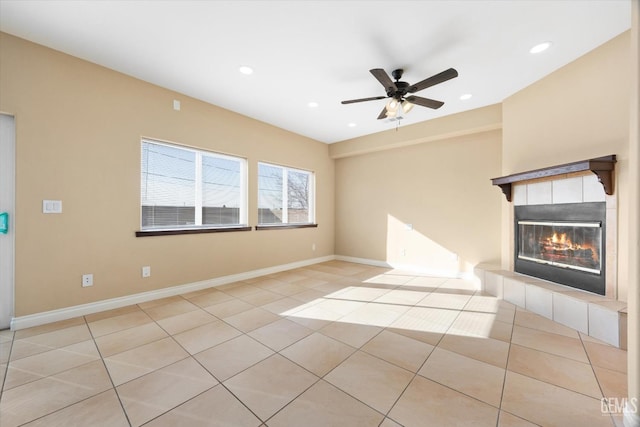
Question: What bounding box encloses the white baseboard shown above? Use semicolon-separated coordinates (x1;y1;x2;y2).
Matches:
10;255;336;331
335;255;475;280
335;255;392;269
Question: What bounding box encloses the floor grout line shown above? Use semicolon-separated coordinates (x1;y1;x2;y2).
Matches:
84;314;134;427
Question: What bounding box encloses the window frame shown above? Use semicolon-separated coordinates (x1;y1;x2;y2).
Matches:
256;161;317;230
137;138;249;237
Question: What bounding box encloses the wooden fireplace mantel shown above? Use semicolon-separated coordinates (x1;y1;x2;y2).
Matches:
491;155;616;202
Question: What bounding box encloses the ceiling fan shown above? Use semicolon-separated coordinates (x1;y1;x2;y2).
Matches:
341;67;458;120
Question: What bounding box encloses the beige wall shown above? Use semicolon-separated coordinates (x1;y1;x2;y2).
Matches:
334;120;503;275
329;104;502;159
502;31;630;173
502;31;631;301
0;33;335;316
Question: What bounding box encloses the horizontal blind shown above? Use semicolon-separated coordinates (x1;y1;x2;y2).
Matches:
141;141;196;228
141;140;246;229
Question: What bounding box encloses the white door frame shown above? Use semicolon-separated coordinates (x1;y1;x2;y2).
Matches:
0;114;16;329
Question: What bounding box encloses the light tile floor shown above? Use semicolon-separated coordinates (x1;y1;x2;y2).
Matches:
0;261;628;426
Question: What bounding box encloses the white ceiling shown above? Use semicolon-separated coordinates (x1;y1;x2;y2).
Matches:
0;0;631;144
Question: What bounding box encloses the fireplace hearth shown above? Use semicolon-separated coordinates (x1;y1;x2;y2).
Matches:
514;202;606;295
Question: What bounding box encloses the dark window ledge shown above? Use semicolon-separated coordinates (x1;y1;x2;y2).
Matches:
136;226;251;237
255;224;318;231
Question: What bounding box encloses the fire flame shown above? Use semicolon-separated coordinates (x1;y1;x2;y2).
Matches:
551;232;570;245
544;232;599;263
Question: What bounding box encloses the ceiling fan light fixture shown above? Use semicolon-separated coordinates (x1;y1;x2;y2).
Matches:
401;100;414;114
386;98;400;112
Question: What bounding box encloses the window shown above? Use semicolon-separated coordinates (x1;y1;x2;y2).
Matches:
140;139;247;232
258;162;315;226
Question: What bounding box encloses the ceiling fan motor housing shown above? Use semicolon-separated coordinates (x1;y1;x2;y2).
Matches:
389;69;409;98
393;81;410;98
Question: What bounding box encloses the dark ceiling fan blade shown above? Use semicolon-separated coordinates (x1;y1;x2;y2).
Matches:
370;69;397;95
341;95;388;104
406;95;445;109
408;68;458;93
377;106;388;120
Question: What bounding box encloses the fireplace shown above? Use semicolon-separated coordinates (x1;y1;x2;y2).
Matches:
514;202;606;295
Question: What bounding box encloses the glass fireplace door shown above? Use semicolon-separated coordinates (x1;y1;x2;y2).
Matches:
517;221;602;274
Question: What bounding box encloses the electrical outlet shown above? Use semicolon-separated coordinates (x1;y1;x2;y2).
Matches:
142;266;151;278
312;243;316;251
82;274;93;287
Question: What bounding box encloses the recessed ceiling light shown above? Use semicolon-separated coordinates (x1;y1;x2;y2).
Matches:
348;123;357;127
238;65;253;75
460;94;472;100
307;102;319;108
530;42;552;54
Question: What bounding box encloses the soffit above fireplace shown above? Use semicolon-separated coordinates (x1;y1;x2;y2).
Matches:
491;155;616;202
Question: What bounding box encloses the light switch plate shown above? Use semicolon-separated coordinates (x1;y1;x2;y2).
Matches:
43;200;62;214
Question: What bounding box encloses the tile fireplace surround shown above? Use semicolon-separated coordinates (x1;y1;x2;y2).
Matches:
478;172;627;349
